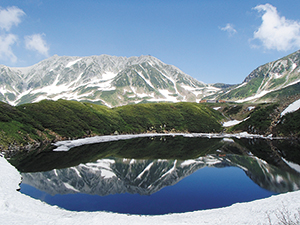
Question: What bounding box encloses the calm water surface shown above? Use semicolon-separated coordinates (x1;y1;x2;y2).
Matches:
20;166;275;215
12;136;300;215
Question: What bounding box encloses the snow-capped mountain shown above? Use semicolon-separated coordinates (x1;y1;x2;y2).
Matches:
0;55;219;107
213;50;300;102
2;50;300;106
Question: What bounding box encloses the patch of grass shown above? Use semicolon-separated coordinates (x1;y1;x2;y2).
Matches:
0;102;46;148
114;102;223;133
223;105;243;115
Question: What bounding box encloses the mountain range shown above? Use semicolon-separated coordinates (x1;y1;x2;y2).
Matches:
0;55;218;107
1;50;299;107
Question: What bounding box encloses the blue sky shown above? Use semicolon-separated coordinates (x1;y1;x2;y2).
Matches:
1;0;300;84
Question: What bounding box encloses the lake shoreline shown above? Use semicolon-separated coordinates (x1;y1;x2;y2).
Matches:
1;155;300;225
52;131;292;152
1;131;296;157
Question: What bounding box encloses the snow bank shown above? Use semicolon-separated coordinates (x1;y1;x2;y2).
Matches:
222;117;250;127
53;133;178;151
222;119;243;127
281;98;300;117
53;132;278;152
236;90;271;103
0;156;299;225
248;106;255;111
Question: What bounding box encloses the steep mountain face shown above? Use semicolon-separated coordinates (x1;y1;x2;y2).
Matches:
215;50;300;102
0;55;219;107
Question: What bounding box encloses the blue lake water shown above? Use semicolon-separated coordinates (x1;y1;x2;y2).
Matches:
20;166;275;215
16;136;300;215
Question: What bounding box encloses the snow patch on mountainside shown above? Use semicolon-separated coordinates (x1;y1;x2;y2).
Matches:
101;72;118;81
283;78;300;89
236;90;271;103
233;82;247;90
86;78;115;90
273;73;283;79
223;117;250;127
0;87;8;95
223;120;243;127
281;98;300;116
159;89;179;102
65;58;82;68
182;85;220;98
32;74;68;95
137;71;154;89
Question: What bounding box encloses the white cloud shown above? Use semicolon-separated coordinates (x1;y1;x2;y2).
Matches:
0;6;25;31
253;3;300;51
0;33;18;62
0;6;25;63
25;33;49;56
0;6;50;63
220;23;237;36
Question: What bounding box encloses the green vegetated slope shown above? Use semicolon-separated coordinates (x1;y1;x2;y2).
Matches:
220;76;265;100
259;83;300;102
2;98;300;153
228;103;279;134
219;101;300;137
202;102;281;135
114;102;223;133
276;109;300;137
0;99;224;150
0;101;45;150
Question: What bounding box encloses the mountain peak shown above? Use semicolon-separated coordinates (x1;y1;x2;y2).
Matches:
215;49;300;103
0;54;217;106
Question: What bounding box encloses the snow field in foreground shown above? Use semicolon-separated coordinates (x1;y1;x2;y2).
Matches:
1;155;300;225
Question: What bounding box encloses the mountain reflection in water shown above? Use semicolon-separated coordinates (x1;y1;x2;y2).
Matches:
11;136;300;214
